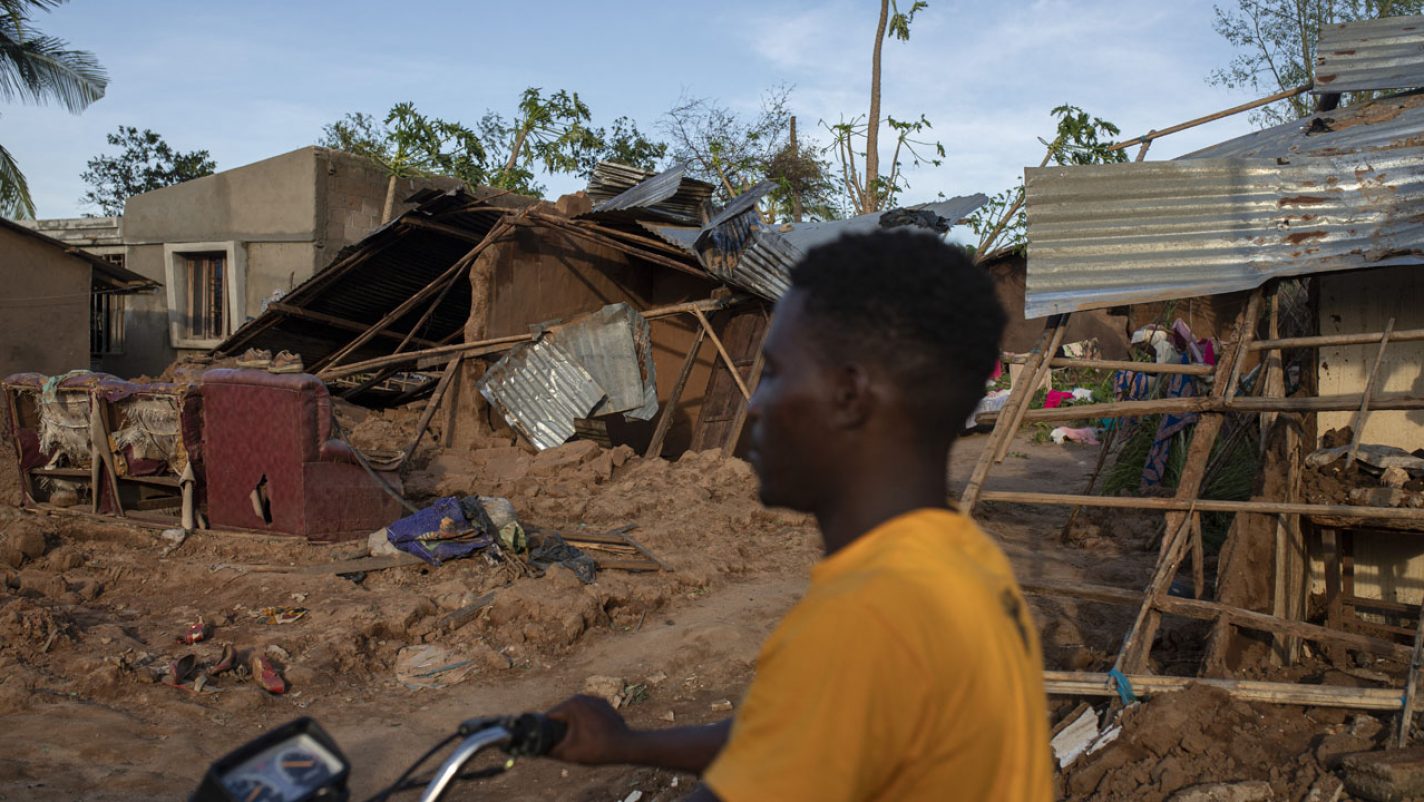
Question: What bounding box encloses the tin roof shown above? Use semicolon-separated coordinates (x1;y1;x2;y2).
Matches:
1023;73;1424;317
478;338;606;451
1315;15;1424;94
1023;152;1424;317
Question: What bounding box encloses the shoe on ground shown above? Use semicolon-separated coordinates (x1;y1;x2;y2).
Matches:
267;350;305;374
236;348;272;369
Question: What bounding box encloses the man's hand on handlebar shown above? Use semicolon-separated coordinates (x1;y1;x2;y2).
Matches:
547;695;635;765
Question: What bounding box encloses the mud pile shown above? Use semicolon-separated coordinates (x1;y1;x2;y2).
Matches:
1059;684;1389;800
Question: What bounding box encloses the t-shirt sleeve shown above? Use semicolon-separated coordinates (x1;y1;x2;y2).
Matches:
702;595;930;802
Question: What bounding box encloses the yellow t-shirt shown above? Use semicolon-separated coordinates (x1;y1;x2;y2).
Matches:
703;508;1052;802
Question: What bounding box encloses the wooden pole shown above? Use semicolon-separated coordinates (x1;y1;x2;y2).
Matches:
401;355;463;463
1108;84;1313;152
1346;316;1397;465
1025;578;1412;660
723;343;765;457
962;317;1059;511
1003;354;1213;376
1043;671;1405;711
1117;502;1196;674
267;303;440;349
974;390;1424;426
692;308;751;402
995;315;1070;463
1249;326;1424;352
318;296;742;381
1399;600;1424;747
315;218;513;375
645;326;707;459
977;489;1424;522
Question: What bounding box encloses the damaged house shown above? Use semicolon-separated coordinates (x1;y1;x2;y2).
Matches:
959;12;1424;760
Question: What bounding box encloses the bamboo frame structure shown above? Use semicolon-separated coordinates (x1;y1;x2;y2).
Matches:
964;277;1424;736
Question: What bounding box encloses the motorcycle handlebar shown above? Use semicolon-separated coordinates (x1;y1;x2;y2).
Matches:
456;712;568;758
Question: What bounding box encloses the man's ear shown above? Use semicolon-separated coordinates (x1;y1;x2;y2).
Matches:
828;362;875;429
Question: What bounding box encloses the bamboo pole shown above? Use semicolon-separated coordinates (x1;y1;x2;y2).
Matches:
319;296;742;381
978;490;1424;522
645;326;707;459
1346;317;1396;465
1400;601;1424;747
515;215;707;279
723;344;765;457
1025;578;1412;660
692;307;751;402
1117;503;1197;674
1249;327;1424;352
401;355;463;463
1043;671;1405;711
1003;355;1213;376
315;218;513;374
995;316;1070;463
974;391;1424;426
268;303;441;349
1108;84;1313;152
962;318;1060;511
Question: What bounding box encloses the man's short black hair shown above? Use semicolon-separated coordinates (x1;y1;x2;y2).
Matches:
789;230;1006;436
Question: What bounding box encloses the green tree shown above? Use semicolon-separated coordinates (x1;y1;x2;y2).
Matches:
79;127;215;215
321;92;664;207
966;104;1126;257
662;88;842;221
0;0;107;218
824;0;943;215
320;102;486;222
1210;0;1424;127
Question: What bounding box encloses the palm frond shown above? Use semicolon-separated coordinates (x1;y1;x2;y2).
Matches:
0;141;36;218
0;22;106;111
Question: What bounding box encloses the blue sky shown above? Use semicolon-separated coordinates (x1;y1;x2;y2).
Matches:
4;0;1262;219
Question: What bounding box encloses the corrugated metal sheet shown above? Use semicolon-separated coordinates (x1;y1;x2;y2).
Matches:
589;163;715;225
637;222;701;255
587;162;656;206
778;195;988;253
1022;152;1424;318
694;195;989;302
1315;16;1424;94
478;338;607;451
545;303;658;420
1183;90;1424;160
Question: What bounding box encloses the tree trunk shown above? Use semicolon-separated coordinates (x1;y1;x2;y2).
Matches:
864;0;889;214
790;115;804;223
502;126;531;186
382;174;398;223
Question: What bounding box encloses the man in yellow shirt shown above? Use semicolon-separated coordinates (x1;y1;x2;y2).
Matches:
548;230;1052;800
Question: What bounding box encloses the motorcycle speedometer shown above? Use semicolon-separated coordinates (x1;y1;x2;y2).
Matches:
190;717;350;802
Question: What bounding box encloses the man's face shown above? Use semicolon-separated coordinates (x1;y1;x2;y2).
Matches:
746;290;837;512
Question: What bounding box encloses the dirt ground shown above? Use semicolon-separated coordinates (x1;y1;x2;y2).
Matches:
0;410;1408;800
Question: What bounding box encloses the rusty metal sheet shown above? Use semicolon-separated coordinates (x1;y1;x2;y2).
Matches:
1022;153;1424;318
1183;90;1424;160
1315;15;1424;94
478;338;607;451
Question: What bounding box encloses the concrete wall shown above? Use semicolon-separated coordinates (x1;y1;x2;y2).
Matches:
317;149;461;259
0;227;91;376
113;147;461;377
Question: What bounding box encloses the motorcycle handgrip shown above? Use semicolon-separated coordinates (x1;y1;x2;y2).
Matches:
506;712;568;757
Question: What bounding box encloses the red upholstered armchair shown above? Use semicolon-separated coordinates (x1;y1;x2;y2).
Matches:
199;369;402;541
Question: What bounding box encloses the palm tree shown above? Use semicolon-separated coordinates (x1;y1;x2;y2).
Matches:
0;0;107;218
